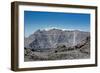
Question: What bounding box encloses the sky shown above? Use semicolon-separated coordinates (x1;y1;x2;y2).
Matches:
24;11;90;37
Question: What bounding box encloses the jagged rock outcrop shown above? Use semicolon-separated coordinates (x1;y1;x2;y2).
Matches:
24;29;90;50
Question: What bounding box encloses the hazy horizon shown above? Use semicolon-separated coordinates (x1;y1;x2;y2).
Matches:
24;28;90;38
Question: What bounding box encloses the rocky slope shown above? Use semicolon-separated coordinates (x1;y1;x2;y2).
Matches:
24;36;90;61
25;29;90;50
24;29;90;61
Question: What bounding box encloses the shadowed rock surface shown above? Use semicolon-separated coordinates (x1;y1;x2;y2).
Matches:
24;29;90;61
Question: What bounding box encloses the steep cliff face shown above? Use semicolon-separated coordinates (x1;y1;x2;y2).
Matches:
24;29;90;50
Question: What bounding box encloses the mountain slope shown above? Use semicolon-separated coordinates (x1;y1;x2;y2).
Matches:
24;36;90;61
24;29;90;50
